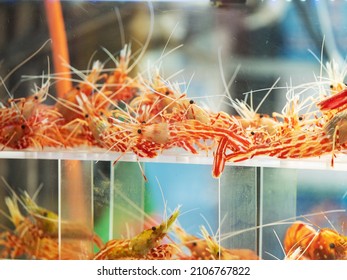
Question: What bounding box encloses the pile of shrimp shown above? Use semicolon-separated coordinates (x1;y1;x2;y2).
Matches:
2;44;347;178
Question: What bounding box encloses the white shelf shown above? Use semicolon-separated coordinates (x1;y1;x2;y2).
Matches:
1;148;347;171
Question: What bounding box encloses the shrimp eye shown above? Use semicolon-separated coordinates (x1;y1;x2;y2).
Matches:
259;114;264;118
85;114;89;118
298;116;303;121
76;86;81;90
141;121;146;124
34;95;39;100
189;99;194;104
330;85;334;89
21;124;26;130
329;243;335;249
100;111;104;116
192;242;197;247
42;211;48;217
250;131;255;135
137;129;142;134
165;91;170;96
151;226;156;231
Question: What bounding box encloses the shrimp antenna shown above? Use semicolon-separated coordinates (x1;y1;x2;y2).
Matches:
319;36;325;84
264;251;280;260
184;72;195;94
136;157;147;182
272;229;286;258
0;177;32;217
155;21;181;72
1;39;51;86
308;47;328;75
215;213;228;241
321;212;337;232
31;182;44;203
254;77;280;113
217;47;231;101
155;177;168;223
87;50;99;73
199;213;215;240
0;77;14;100
217;47;242;111
297;231;319;260
114;7;125;48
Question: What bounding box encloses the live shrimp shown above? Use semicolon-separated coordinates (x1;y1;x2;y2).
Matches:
174;225;259;260
93;207;180;260
0;180;104;259
216;209;346;260
284;222;347;260
0;195;80;259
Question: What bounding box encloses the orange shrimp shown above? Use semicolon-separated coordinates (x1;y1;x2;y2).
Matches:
284;222;347;260
131;73;210;125
174;226;259;260
102;45;139;105
0;107;66;150
129;72;179;118
174;226;214;260
230;98;277;140
54;61;107;123
0;79;66;150
71;93;130;151
0;79;51;127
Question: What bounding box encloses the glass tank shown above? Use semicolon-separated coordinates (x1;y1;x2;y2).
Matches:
0;0;346;261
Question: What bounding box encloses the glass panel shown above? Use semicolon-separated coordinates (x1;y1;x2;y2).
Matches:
110;161;146;239
59;160;93;259
220;166;257;253
93;160;112;247
259;167;297;260
143;162;219;235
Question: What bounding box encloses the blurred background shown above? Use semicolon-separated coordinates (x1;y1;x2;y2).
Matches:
0;0;346;259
